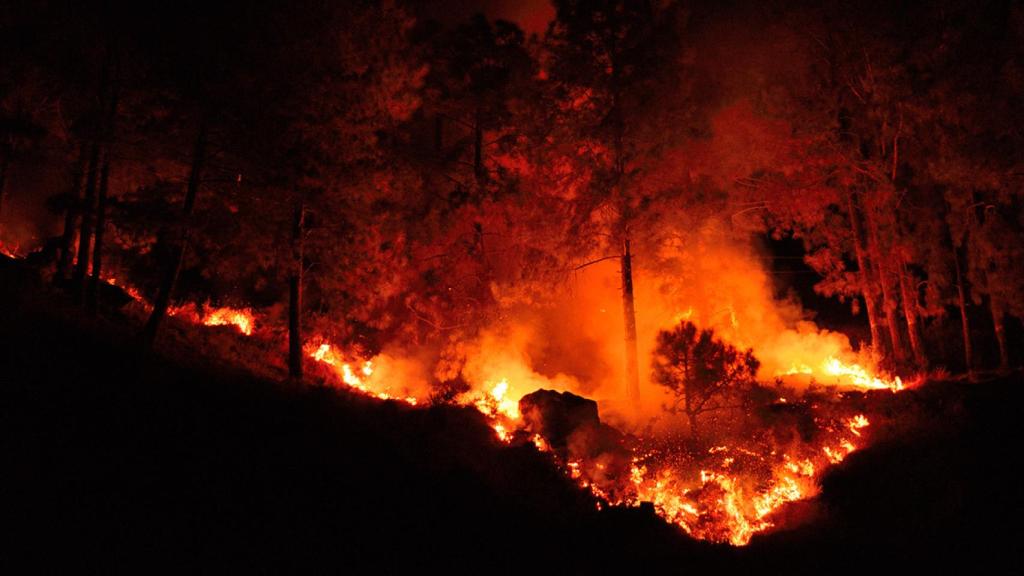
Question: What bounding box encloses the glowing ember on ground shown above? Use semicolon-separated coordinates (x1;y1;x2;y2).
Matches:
618;414;872;545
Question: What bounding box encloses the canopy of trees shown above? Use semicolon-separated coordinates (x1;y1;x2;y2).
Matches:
1;0;1021;391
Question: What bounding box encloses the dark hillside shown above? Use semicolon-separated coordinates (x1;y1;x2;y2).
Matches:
4;257;1024;572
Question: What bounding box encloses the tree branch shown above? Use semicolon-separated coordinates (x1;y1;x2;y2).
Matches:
573;254;622;271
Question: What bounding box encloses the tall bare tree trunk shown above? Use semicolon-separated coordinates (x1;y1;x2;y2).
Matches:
621;237;640;403
87;150;112;311
990;295;1009;373
57;142;88;280
141;120;208;348
72;59;111;293
847;192;884;355
88;90;118;311
897;257;927;369
951;243;974;379
72;139;101;291
288;201;304;381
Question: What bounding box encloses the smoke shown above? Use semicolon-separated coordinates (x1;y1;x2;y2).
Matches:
442;218;874;432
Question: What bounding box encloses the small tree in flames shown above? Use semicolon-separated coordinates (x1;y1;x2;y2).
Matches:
652;321;760;440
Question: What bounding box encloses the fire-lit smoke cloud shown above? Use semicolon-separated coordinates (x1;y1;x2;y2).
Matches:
444;217;890;430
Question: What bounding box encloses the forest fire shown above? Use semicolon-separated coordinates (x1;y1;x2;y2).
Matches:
2;0;1020;568
595;411;876;545
63;262;909;546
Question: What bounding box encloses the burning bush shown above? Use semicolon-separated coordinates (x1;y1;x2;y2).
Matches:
652;321;760;440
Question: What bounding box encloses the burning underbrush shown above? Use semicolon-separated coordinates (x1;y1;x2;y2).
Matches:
17;254;911;547
472;385;883;546
296;329;903;546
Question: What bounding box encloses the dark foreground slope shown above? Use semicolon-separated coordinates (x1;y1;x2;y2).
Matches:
0;258;714;572
3;256;1023;573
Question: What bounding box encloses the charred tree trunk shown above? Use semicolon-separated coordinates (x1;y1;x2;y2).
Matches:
57;142;88;280
897;257;927;370
87;90;118;311
846;193;884;355
72;59;111;294
288;201;304;381
72;139;101;292
621;237;640;403
951;243;974;379
87;150;112;311
990;295;1009;373
141;120;208;348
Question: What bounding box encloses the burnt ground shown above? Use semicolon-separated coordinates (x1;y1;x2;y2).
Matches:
3;255;1024;573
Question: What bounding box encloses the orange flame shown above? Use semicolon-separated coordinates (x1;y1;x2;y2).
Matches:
779;357;903;392
201;307;255;335
305;340;418;405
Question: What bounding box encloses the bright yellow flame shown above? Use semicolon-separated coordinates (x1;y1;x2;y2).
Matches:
305;341;416;406
778;357;903;392
493;423;511;442
472;377;521;420
823;357;903;391
201;307;255;335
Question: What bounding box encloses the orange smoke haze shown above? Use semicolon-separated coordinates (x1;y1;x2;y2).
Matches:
333;216;900;431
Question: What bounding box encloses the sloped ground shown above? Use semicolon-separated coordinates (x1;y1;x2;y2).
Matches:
3;255;1023;572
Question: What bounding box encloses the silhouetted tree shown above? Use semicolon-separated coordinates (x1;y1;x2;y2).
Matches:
652;321;759;440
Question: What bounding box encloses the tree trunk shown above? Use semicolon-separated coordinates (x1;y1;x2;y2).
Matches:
686;411;700;441
72;59;111;292
897;256;927;370
72;139;101;292
951;243;974;379
288;201;304;381
87;150;112;311
990;295;1009;373
863;203;905;366
876;256;906;365
621;237;640;403
88;89;119;311
846;193;884;355
57;142;88;280
141;120;208;348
